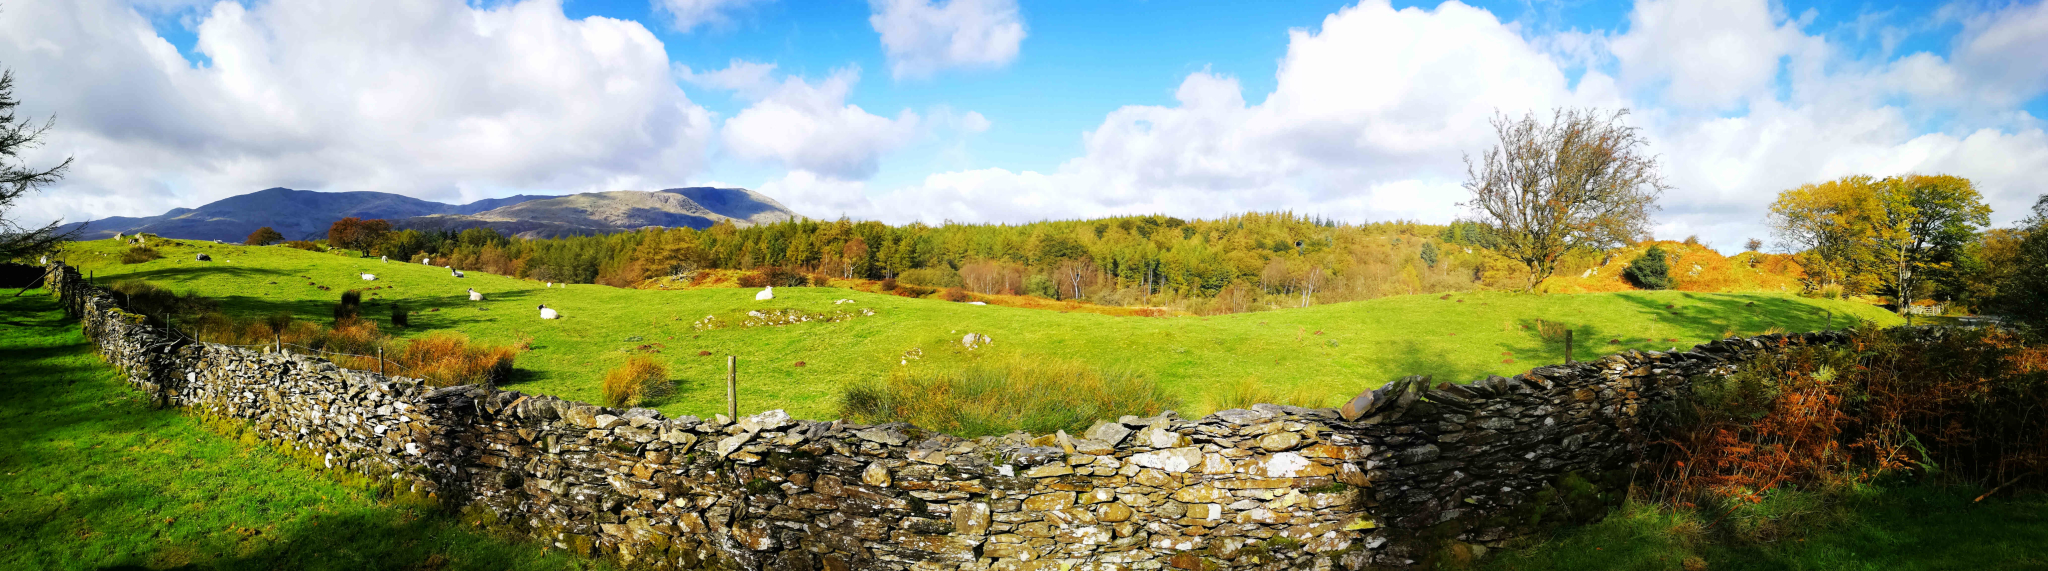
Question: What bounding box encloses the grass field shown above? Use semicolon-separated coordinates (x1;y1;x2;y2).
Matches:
0;289;612;571
58;238;1904;420
1482;486;2048;571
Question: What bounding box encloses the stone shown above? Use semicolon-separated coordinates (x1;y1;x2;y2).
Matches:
1070;438;1116;456
1084;421;1133;445
1258;432;1303;452
715;433;752;458
732;519;775;550
1096;503;1134;522
854;427;908;446
1338;389;1380;421
1130;447;1203;473
1136;425;1186;448
861;461;892;487
952;502;992;535
1023;492;1075;512
1201;454;1235;474
1022;463;1074;478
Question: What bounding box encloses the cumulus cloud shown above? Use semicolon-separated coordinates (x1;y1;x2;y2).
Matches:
654;0;770;33
712;65;922;181
868;0;1025;79
1;0;713;226
858;0;2048;252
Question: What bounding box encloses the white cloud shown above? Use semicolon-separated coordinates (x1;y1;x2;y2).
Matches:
863;0;2048;253
1608;0;1804;109
2;0;713;227
1950;0;2048;108
716;66;922;180
868;0;1025;79
654;0;770;33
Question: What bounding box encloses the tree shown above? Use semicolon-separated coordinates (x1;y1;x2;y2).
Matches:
1623;246;1671;290
245;226;284;246
326;217;392;251
1871;174;1991;313
1744;238;1763;252
1767;175;1885;294
0;69;76;261
1990;196;2048;331
1462;108;1667;291
1419;241;1439;268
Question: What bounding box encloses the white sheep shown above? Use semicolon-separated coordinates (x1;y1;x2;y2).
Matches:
546;282;552;288
755;286;774;301
538;304;559;319
451;268;465;278
380;256;388;263
469;288;483;301
360;272;377;281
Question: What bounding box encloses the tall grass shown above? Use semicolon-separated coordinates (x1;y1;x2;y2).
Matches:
840;357;1179;437
601;355;671;407
1208;377;1327;411
119;246;163;264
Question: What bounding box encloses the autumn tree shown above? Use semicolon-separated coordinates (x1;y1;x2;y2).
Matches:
0;69;76;261
1990;196;2048;330
1871;174;1991;312
326;217;393;251
1767;175;1885;293
1461;108;1666;291
245;226;284;246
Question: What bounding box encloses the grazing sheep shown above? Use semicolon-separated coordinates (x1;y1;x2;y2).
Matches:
755;286;774;301
469;288;483;301
360;272;377;281
546;282;552;288
381;256;388;263
451;268;465;278
195;253;212;262
538;304;559;319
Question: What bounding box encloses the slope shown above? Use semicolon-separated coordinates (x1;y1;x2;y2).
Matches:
59;238;1904;421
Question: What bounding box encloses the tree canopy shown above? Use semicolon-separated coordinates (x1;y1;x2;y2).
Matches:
1461;108;1666;291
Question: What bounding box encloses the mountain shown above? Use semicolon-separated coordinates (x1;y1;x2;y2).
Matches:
58;187;798;242
397;187;798;238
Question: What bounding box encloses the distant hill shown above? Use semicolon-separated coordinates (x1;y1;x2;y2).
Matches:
58;187;798;242
398;187;798;238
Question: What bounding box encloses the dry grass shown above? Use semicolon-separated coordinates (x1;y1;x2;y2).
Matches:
601;355;671;407
841;357;1179;437
1209;377;1328;411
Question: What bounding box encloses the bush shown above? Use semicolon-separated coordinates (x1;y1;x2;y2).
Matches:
334;290;362;322
879;277;898;291
386;333;518;387
1624;246;1672;289
759;266;808;287
1024;274;1056;298
282;240;321;251
943;288;970;302
120;246;162;264
840;357;1178;437
390;304;410;328
899;267;963;289
895;284;935;298
602;356;671;407
735;271;767;288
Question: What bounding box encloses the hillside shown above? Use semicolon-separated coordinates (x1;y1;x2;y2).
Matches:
398;187;797;238
57;186;797;243
58;238;1903;420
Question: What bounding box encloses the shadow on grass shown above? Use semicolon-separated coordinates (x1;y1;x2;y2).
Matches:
0;292;608;571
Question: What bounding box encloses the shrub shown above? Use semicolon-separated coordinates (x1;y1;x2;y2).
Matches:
120;246;162;264
736;271;767;288
1623;246;1672;289
758;266;808;287
1816;283;1845;299
385;333;518;387
840;357;1178;437
245;226;284;246
899;267;962;289
894;284;935;298
282;240;321;251
1419;241;1439;268
334;290;362;322
1024;274;1056;298
390;304;410;328
942;288;970;302
602;356;671;407
879;277;898;292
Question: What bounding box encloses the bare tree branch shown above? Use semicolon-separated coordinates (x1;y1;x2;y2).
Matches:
1460;108;1666;291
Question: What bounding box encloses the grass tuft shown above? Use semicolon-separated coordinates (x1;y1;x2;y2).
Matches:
841;356;1178;437
601;355;670;407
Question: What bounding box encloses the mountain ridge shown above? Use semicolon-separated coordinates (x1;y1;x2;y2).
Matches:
59;187;799;242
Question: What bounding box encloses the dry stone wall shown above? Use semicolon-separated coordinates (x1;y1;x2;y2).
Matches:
47;263;1847;570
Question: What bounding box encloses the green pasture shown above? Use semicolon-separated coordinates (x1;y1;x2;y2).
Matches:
58;238;1904;420
0;290;609;571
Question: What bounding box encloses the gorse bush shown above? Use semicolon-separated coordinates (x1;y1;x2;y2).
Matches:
1624;246;1671;289
119;246;162;265
841;357;1179;437
602;356;670;407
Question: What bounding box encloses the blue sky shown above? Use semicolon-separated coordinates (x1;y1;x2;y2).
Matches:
7;0;2048;251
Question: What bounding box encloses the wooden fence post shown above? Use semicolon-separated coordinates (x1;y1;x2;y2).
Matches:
378;347;386;377
726;356;739;419
1564;329;1574;364
1826;311;1833;331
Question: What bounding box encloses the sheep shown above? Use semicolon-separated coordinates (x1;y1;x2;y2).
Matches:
381;255;388;263
360;272;377;281
546;282;552;288
195;253;212;262
451;268;465;278
755;286;774;301
538;304;559;319
469;288;483;301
